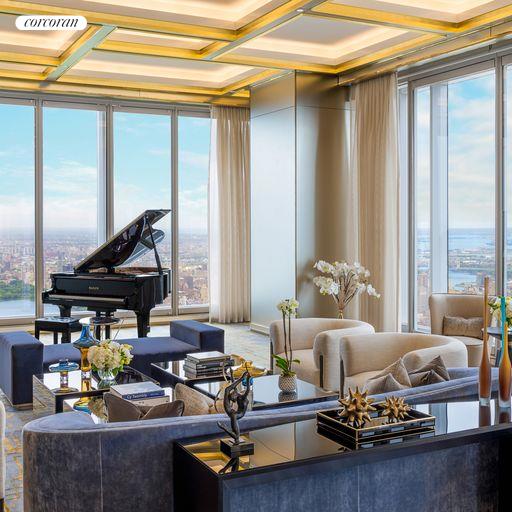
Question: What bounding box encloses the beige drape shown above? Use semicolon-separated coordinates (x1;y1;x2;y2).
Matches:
209;106;250;323
345;73;399;332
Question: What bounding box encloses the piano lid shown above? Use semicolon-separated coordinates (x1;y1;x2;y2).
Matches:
74;209;170;273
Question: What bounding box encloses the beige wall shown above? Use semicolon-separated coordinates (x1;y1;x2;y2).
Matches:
250;72;350;332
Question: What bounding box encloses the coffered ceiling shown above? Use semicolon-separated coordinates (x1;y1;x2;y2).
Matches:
1;0;512;105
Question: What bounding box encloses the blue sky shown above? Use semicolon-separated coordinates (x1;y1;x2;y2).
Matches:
0;104;210;235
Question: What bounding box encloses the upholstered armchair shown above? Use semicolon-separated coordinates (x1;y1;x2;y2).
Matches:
429;293;487;367
339;332;468;394
1;400;5;511
269;318;375;391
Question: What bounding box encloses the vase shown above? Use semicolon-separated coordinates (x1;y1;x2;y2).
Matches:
278;374;297;393
499;299;511;408
338;310;344;319
97;369;117;389
479;276;491;405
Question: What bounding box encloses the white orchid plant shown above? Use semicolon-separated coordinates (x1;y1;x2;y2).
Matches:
313;260;380;318
87;340;133;375
273;299;300;377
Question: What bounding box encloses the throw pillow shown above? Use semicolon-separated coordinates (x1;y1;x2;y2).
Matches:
443;316;484;339
408;355;450;388
174;383;215;416
366;357;412;388
104;392;185;422
365;373;408;395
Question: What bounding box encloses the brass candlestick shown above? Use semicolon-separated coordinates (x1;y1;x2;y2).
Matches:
479;276;491;405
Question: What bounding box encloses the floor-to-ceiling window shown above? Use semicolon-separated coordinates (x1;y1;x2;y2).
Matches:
0;101;35;318
0;95;210;322
178;113;210;309
402;60;498;331
43;104;105;314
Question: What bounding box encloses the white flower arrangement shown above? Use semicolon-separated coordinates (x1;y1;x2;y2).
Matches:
313;260;380;318
489;296;512;325
87;340;133;375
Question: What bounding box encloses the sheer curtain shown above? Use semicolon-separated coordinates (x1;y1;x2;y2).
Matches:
209;106;250;323
346;73;400;331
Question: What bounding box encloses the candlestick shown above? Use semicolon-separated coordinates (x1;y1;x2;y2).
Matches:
479;277;492;405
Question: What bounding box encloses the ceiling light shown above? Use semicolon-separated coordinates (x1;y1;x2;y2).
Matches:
296;8;304;13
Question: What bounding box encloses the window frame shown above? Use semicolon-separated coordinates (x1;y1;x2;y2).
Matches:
0;91;210;325
400;54;504;332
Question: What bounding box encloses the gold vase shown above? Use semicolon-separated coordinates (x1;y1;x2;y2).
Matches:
74;347;93;411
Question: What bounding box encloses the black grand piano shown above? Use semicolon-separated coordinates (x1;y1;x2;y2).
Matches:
42;209;171;337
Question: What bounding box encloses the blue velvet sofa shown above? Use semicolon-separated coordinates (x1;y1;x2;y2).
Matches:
0;320;224;407
22;367;497;512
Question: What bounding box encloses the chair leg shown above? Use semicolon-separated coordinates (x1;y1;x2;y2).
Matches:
53;332;58;345
319;354;324;389
34;327;40;340
62;328;70;343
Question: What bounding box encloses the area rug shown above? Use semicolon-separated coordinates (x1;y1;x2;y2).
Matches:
1;392;44;512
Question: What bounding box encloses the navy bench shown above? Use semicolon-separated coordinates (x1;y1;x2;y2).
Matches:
0;320;224;408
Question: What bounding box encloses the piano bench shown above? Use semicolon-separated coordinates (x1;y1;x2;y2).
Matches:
34;317;82;344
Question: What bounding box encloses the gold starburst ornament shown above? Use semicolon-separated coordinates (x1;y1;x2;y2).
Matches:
382;396;411;423
338;387;376;428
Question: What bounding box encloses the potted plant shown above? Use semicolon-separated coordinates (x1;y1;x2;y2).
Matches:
313;260;380;318
87;339;133;388
273;299;300;393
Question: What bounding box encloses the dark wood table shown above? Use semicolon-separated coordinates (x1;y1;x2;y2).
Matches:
175;396;511;512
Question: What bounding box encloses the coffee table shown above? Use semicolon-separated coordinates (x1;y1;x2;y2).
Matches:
193;374;338;410
33;366;155;414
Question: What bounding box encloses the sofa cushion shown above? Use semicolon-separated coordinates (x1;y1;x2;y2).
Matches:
365;358;411;389
443;316;483;339
408;355;450;387
174;383;215;416
365;374;408;395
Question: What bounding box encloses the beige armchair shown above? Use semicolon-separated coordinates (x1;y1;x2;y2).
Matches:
429;293;487;367
339;332;468;394
269;318;375;391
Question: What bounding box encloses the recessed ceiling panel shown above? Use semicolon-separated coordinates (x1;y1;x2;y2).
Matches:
0;13;85;57
67;50;264;87
333;0;511;22
27;0;290;29
107;29;211;50
0;61;46;73
234;16;419;65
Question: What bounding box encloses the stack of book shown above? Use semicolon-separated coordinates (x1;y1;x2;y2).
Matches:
184;351;234;379
110;381;169;406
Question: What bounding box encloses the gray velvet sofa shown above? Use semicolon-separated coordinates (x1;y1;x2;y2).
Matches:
0;320;223;407
22;367;495;512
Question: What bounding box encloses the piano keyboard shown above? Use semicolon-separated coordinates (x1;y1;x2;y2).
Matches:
47;294;126;304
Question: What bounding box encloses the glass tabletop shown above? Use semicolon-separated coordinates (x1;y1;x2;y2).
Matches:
182;397;510;475
193;374;337;409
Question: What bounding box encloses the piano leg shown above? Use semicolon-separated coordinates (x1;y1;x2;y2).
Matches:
59;305;71;318
136;312;151;338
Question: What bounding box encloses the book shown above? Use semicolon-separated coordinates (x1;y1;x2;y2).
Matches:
110;381;164;400
185;351;230;364
183;367;225;377
183;359;234;370
130;395;170;407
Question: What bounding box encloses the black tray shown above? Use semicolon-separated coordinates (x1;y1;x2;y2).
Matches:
317;404;436;445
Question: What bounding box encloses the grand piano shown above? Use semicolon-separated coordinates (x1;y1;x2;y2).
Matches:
42;209;171;337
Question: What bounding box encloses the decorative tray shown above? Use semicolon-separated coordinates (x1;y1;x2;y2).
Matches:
317;404;435;448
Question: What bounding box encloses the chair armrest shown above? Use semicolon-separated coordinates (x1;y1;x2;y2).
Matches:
403;340;468;370
313;324;375;391
170;320;224;352
0;331;43;406
1;401;5;503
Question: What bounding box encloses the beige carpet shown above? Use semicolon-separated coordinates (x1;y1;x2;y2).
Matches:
0;322;269;512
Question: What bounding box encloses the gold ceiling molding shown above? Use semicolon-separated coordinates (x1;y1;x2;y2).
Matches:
310;3;458;34
0;76;249;106
338;20;512;85
0;51;58;66
44;25;115;80
0;0;236;41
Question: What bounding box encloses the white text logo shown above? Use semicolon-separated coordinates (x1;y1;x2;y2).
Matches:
16;15;87;31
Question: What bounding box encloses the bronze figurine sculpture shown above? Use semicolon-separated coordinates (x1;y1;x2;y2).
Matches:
217;369;254;456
